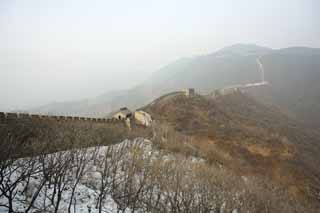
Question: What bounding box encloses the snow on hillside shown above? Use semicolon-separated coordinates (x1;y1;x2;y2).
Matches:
0;138;151;213
1;135;253;213
0;137;207;213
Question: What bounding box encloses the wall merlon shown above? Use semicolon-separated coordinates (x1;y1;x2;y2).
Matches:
1;111;125;126
31;114;41;120
41;115;49;120
0;112;5;123
57;116;66;121
20;113;31;119
7;113;19;119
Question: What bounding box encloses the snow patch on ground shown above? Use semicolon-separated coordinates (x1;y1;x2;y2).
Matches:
0;138;150;213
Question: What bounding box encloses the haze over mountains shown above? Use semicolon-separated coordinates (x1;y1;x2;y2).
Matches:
28;43;320;128
2;1;320;211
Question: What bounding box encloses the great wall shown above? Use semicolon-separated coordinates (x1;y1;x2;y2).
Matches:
0;85;268;159
0;81;268;127
0;111;136;160
0;112;123;125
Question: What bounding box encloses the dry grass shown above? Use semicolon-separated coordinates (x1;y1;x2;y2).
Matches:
144;92;320;206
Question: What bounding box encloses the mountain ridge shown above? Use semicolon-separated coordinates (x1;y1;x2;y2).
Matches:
142;91;320;202
26;44;320;128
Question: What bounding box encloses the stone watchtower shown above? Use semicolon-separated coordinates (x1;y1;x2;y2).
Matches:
184;88;195;97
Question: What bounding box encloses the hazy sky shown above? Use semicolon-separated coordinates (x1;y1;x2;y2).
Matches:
1;0;319;111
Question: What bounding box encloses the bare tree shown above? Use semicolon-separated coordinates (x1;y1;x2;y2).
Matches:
0;131;41;213
42;151;73;213
68;148;90;213
95;145;125;213
117;146;153;212
0;158;31;212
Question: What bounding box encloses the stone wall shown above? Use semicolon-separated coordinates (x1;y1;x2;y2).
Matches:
184;88;195;97
0;111;135;159
0;112;122;125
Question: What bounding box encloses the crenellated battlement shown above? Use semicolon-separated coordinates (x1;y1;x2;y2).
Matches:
0;112;122;125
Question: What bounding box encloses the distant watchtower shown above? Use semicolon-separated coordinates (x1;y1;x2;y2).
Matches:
111;107;132;120
184;88;195;97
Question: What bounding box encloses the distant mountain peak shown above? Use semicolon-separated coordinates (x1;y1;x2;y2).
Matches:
214;43;272;57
